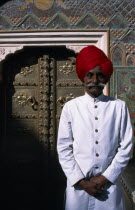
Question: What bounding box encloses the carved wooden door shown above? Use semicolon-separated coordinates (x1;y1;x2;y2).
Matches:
0;47;83;210
1;49;50;209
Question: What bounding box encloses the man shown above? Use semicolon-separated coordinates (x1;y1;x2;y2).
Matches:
57;45;133;210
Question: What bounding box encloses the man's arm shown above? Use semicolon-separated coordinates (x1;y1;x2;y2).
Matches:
87;102;133;188
57;103;85;187
102;102;133;184
57;103;102;196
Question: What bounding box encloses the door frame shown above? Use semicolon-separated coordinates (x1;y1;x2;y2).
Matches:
0;29;110;94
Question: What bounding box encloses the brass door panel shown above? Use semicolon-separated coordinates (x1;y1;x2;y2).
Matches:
1;50;51;209
56;56;84;136
0;47;84;210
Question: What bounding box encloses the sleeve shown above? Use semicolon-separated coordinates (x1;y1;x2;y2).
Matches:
57;103;85;186
102;102;133;184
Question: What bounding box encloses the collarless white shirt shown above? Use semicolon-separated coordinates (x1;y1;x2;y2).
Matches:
57;92;133;186
57;92;133;210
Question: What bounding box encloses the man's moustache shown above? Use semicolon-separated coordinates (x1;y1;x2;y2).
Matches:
84;82;106;88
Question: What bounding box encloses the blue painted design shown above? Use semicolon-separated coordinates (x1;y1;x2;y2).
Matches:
56;9;62;13
129;25;134;29
71;25;76;29
13;26;18;29
41;25;46;29
100;24;105;28
106;14;128;29
115;39;119;43
27;9;32;14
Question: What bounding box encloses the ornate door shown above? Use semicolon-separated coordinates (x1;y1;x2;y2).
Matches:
1;49;51;209
0;47;84;210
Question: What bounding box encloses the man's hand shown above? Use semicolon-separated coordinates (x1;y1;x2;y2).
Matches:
90;175;108;191
76;179;103;196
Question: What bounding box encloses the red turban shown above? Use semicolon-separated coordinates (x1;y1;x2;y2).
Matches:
76;45;113;82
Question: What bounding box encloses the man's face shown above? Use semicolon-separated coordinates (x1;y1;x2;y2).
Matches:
83;66;108;98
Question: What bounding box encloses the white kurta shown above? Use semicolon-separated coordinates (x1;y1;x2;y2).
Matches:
57;92;133;210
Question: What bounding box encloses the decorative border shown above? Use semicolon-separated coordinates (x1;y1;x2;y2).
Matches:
49;57;55;151
38;55;50;150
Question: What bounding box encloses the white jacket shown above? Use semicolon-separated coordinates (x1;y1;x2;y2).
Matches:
57;93;133;210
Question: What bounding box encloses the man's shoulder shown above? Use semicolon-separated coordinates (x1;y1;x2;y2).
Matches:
64;95;85;107
104;95;126;105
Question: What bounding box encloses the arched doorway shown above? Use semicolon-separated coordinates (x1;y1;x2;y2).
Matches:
0;46;84;210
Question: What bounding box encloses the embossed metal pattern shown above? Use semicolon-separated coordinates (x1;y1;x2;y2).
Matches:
4;62;39;145
57;93;75;108
56;54;84;126
3;46;85;152
49;57;55;151
38;55;50;150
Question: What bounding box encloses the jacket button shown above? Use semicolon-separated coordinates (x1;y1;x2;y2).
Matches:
95;129;98;132
95;117;98;120
94;105;98;108
95;141;99;144
96;153;99;157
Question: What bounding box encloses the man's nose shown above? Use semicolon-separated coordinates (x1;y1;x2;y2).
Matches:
92;74;98;84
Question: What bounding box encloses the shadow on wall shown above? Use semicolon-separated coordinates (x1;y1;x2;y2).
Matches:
0;112;66;210
0;127;48;210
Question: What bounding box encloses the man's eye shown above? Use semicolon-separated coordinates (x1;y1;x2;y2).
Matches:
97;73;105;78
86;72;93;78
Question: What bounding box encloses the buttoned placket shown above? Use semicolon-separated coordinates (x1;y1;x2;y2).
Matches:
85;92;104;173
93;98;100;172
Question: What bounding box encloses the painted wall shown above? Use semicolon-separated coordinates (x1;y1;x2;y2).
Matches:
0;0;135;207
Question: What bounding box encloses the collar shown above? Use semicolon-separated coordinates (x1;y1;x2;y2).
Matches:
84;92;105;103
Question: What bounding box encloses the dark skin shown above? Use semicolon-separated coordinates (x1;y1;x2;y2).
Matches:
76;176;107;196
83;65;108;98
76;66;109;196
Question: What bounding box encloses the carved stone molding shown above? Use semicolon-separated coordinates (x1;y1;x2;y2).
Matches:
0;31;109;61
0;46;23;61
66;45;88;53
